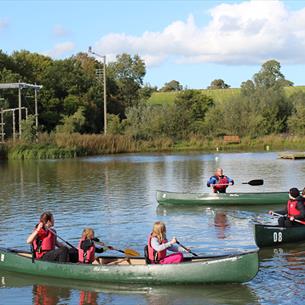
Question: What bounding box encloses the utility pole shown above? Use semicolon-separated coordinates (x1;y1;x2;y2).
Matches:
88;46;107;134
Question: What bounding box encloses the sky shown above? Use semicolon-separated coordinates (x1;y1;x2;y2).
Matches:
1;0;305;89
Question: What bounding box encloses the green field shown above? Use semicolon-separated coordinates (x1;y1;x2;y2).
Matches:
148;86;305;105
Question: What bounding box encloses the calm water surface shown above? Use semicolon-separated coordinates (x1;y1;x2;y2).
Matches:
1;151;305;304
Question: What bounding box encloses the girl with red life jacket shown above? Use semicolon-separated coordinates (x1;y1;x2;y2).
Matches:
207;168;234;193
78;228;112;264
147;221;186;264
269;188;305;227
26;212;69;262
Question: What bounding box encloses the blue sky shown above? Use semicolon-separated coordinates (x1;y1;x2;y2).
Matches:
1;0;305;89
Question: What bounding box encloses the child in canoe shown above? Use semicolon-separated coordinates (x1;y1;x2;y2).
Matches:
78;228;112;264
147;221;186;264
269;188;305;227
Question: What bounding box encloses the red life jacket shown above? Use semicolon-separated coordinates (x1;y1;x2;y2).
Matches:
147;235;167;263
79;291;98;305
287;199;301;217
32;227;56;259
34;285;55;305
213;175;229;193
78;238;95;263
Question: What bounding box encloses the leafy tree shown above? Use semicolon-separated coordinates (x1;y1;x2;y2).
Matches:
108;53;146;109
287;91;305;135
56;107;86;134
239;59;292;135
160;80;183;92
107;114;124;135
173;90;214;137
21;115;37;143
208;79;230;89
253;60;292;90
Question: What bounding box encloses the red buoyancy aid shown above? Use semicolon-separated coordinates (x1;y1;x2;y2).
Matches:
213;176;229;193
34;285;56;305
79;291;98;305
78;238;95;263
32;227;56;259
287;199;301;217
147;235;167;263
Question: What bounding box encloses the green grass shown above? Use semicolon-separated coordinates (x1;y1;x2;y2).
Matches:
148;86;305;105
8;144;78;160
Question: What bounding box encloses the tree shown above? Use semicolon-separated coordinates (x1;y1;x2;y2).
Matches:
160;80;183;92
287;91;305;135
107;53;146;109
173;90;214;137
21;115;37;143
56;107;86;134
208;79;230;89
239;59;292;135
253;60;292;90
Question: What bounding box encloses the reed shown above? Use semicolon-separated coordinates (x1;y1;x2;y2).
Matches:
4;133;305;160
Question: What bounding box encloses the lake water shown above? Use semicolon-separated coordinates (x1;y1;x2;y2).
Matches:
1;151;305;304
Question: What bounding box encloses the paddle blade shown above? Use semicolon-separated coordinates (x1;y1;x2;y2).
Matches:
124;248;140;256
243;179;264;186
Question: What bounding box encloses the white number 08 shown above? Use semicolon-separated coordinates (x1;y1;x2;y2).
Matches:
273;232;283;242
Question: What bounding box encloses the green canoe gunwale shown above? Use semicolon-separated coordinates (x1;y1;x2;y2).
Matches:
156;190;288;206
254;224;305;248
0;248;259;284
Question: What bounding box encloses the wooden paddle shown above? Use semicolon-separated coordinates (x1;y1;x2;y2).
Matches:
176;240;198;256
48;229;78;250
94;240;140;256
270;211;305;225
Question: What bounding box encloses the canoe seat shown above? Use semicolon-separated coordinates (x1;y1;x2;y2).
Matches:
18;252;32;258
97;257;146;265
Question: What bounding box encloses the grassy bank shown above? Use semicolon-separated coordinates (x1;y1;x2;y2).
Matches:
2;133;305;160
148;86;305;105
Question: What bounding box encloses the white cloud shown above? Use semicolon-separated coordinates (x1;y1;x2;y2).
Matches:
0;18;8;31
46;41;75;57
93;0;305;66
53;25;69;37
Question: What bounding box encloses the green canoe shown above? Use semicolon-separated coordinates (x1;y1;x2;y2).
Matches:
156;190;287;206
254;224;305;247
0;248;259;284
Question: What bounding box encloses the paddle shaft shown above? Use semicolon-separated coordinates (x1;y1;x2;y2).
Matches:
211;179;263;187
176;240;198;256
95;241;140;256
48;229;77;250
271;212;305;225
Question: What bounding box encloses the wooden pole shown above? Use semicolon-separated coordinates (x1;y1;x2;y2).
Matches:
18;82;22;138
13;109;16;141
0;108;3;143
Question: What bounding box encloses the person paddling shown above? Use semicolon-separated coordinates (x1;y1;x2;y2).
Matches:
27;212;69;262
147;221;187;264
207;168;234;193
269;188;305;227
78;228;113;264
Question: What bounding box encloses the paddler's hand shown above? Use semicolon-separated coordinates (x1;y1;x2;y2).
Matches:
268;211;274;215
36;222;44;232
170;237;177;245
290;216;295;221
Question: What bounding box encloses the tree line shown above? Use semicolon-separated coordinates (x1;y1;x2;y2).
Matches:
1;50;305;143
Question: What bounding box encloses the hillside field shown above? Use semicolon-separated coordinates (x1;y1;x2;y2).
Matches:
148;86;305;105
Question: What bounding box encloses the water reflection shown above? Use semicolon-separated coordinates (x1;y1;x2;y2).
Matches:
0;270;259;305
251;244;305;303
214;211;230;239
2;152;305;304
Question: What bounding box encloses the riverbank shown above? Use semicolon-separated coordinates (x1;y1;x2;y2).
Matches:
1;133;305;160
